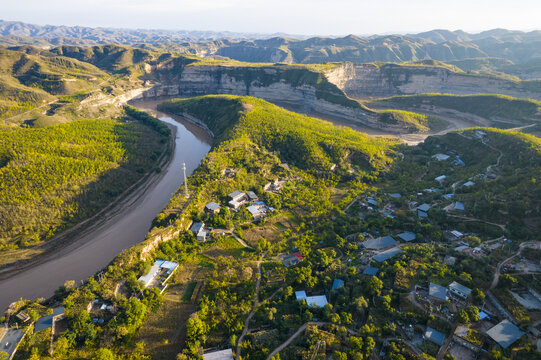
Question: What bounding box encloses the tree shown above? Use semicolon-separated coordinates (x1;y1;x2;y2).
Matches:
93;348;116;360
368;276;383;296
500;274;517;288
186;317;208;344
355;296;368;313
472;288;486;305
456;309;470;324
0;351;9;360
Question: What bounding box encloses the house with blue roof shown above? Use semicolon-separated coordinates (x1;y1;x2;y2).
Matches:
397;232;416;242
332;279;344;290
425;327;445;346
373;247;403;263
363;266;379;276
361;235;397;250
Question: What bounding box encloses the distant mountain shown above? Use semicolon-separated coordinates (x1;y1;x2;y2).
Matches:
2;20;541;70
0;20;311;45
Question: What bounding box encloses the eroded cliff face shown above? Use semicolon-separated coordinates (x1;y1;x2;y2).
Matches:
139;64;411;131
324;63;541;100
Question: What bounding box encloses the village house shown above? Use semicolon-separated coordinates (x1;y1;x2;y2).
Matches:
138;259;179;292
486;320;525;349
203;348;234;360
429;282;449;302
191;222;209;241
246;190;258;201
448;281;472;300
281;253;303;267
361;235;397;250
373;247;403;263
425;327;445;346
295;291;328;308
397;231;416;242
228;190;247;209
205;201;221;214
417;203;431;219
444;230;464;242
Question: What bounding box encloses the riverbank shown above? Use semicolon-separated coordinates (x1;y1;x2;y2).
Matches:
0;103;211;311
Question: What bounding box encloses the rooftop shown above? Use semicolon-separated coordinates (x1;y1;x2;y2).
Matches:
486;320;525;349
453;201;465;211
203;349;234;360
332;279;344;290
191;222;205;233
362;235;397;250
373;247;403;263
205;202;220;211
429;283;448;301
448;281;472;297
229;190;245;199
397;231;416;242
464;181;475;187
433;153;450;161
305;295;328;308
425;327;445;346
35;307;65;332
417;203;431;212
363;266;379;276
390;193;402;198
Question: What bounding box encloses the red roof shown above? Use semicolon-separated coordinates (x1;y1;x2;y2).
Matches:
293;252;303;260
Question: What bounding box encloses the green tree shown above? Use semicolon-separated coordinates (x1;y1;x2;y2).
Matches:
368;276;383;296
93;348;116;360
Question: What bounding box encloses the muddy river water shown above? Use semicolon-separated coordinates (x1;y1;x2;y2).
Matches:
0;100;211;310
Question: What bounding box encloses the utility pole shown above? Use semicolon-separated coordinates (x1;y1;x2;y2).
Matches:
182;162;189;198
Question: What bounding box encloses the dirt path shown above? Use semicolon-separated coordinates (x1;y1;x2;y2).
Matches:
236;253;265;360
490;241;541;289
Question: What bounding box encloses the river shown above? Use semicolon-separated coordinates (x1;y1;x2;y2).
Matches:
0;100;212;310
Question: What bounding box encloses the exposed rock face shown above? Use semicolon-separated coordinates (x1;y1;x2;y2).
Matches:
141;64;399;130
325;63;541;100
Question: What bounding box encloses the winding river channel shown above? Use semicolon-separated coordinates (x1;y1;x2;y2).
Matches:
0;100;212;310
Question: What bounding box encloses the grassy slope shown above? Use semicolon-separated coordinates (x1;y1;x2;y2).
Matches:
159;95;397;173
0;47;109;121
367;94;541;121
0;117;167;258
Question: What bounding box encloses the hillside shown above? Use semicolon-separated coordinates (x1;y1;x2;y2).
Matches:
11;98;541;360
0;115;169;267
158;95;398;175
366;94;541;125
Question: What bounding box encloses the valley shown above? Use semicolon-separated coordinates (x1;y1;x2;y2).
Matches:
0;25;540;360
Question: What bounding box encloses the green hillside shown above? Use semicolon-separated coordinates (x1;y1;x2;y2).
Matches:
159;95;398;175
367;94;541;122
0;117;169;264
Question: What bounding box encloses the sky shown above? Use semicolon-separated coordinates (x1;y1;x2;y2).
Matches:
2;0;541;36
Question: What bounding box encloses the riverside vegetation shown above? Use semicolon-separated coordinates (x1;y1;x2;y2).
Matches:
7;96;540;360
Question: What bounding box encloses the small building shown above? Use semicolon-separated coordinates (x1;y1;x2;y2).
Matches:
448;281;472;300
363;266;379;276
464;181;475;187
246;191;258;200
453;201;465;211
397;231;416;242
389;193;402;198
228;190;247;209
281;253;303;267
417;203;431;212
138;259;179;290
486;320;525;349
35;307;65;332
332;279;344;290
454;245;470;252
367;199;378;207
429;283;449;302
205;202;221;214
433;153;450;161
361;235;397;250
443;255;456;266
425;327;445;346
203;348;234;360
444;230;464;241
373;247;403;263
435;175;447;183
190;222;208;241
295;291;328;308
247;205;264;220
15;311;31;324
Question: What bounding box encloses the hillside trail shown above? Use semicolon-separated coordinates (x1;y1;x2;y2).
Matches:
490;241;541;289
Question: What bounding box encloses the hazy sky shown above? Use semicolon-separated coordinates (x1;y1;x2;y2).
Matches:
3;0;541;36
